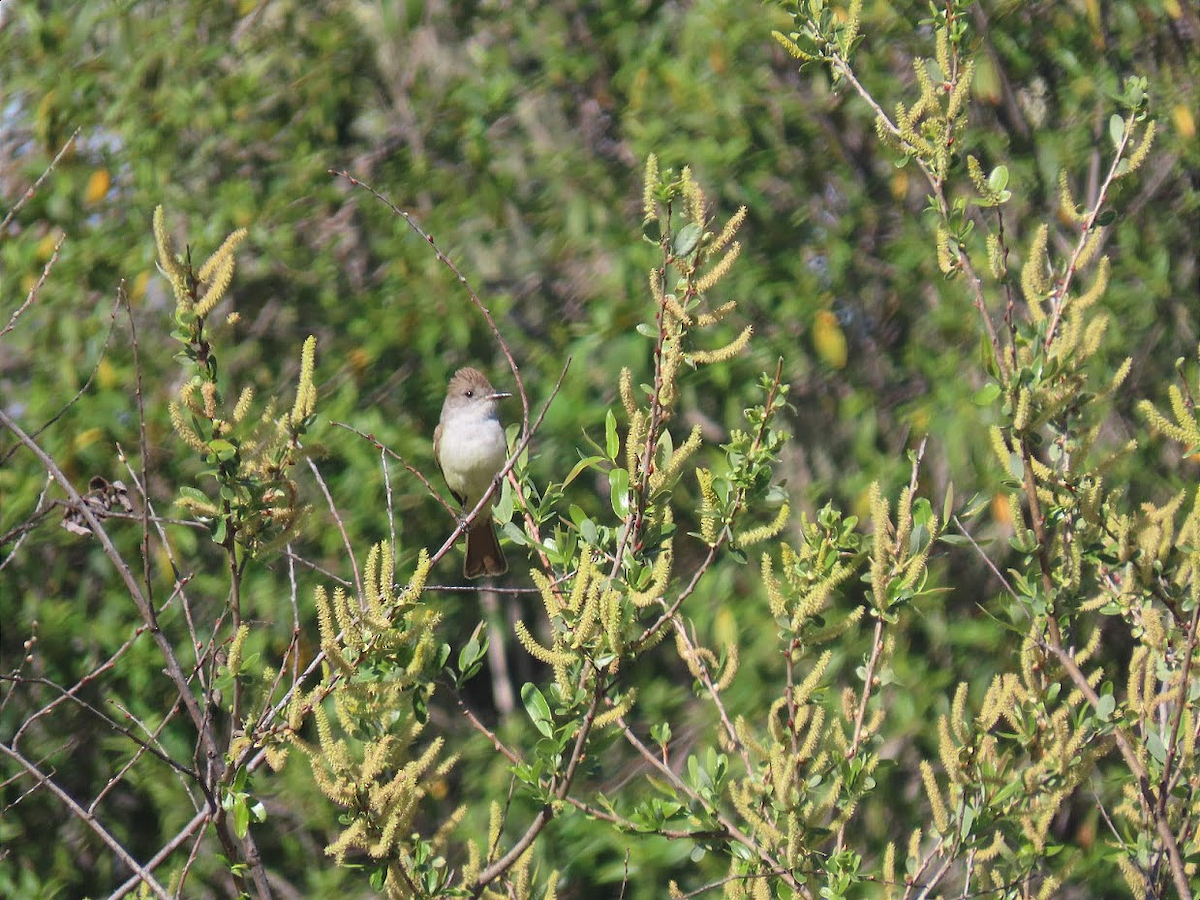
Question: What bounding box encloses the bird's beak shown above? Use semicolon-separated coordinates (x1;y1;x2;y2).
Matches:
491;391;512;400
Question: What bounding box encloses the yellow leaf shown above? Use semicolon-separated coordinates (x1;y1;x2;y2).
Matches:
74;427;104;451
813;309;848;369
908;404;930;432
128;270;151;302
991;493;1011;526
348;347;371;377
83;168;111;205
972;53;1001;105
97;358;117;390
1164;0;1181;18
36;232;61;261
713;606;738;648
1171;103;1195;140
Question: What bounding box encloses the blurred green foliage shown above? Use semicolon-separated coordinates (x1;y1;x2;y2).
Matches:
1;0;1197;898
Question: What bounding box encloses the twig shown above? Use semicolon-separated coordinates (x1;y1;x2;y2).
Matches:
618;719;813;898
0;409;272;897
306;457;362;602
473;673;606;891
1;231;65;338
328;169;529;430
1041;114;1136;350
104;807;211;900
328;421;454;517
0;741;171;900
951;514;1017;599
1;126;81;231
1;292;124;466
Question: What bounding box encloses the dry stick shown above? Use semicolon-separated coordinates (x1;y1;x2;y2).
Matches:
827;56;1009;382
473;676;606;892
1042;115;1135;351
0;472;54;562
675;867;814;900
10;673;195;783
0;741;171;900
1;231;66;338
1162;602;1200;801
306;456;362;602
328;168;529;431
618;719;814;899
1;293;125;466
116;449;206;674
457;695;712;847
93;696;191;815
952;514;1017;599
0;413;213;744
327;421;455;517
281;547;352;586
123;286;156;613
1017;436;1192;900
104;807;211;900
0;410;271;899
382;446;398;561
0;125;81;232
671;616;752;776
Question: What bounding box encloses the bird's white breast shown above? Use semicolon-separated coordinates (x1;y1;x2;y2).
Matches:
438;407;507;506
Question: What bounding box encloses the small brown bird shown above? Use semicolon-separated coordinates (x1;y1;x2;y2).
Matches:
433;367;510;578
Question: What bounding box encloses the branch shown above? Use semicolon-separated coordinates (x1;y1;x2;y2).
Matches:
0;741;171;900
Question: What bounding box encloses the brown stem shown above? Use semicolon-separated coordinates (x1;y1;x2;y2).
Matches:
0;741;172;900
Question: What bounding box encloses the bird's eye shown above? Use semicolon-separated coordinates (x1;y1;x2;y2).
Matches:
465;389;474;398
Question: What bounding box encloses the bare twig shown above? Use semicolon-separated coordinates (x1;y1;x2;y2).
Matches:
328;169;529;429
1;126;81;232
618;718;813;898
0;741;172;900
306;457;362;602
1;231;65;338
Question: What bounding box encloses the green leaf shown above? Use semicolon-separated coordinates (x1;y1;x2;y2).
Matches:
563;455;605;489
941;482;955;527
673;222;702;257
521;683;554;738
605;409;620;461
179;485;209;505
233;799;249;839
1109;113;1125;148
972;383;1001;405
987;165;1008;193
609;467;631;519
1147;730;1167;765
208;438;238;461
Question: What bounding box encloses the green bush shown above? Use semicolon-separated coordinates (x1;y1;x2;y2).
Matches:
2;1;1196;899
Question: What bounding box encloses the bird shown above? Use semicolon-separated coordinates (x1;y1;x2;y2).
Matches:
433;367;510;578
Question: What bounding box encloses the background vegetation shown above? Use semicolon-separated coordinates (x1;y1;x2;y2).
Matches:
1;1;1197;898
